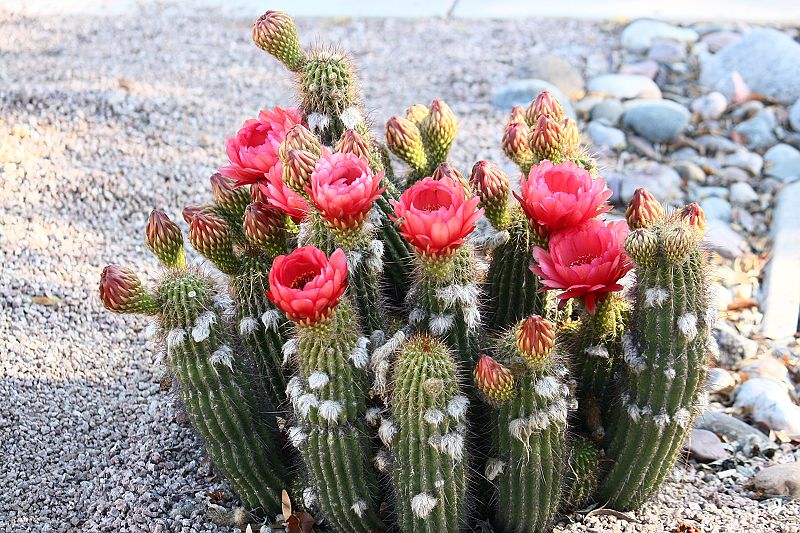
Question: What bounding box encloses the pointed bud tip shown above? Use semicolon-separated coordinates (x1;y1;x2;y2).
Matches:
626;188;665;230
515;315;556;365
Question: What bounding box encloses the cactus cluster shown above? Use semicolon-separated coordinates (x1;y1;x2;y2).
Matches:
99;10;715;533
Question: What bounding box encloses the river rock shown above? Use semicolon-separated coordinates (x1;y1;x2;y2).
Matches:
526;55;585;100
701;197;732;222
733;110;777;149
790;98;800;132
619;60;659;79
754;464;800;499
701;31;741;53
763;143;800;183
695;410;771;448
622;100;690;143
587;74;662;100
700;28;800;104
705;219;747;259
721;149;763;175
685;428;730;462
587;121;626;149
621;19;699;52
492;79;576;119
733;377;800;438
691;91;728;120
648;38;687;63
591;99;624;125
729;182;758;205
740;356;790;384
609;161;683;205
713;321;758;366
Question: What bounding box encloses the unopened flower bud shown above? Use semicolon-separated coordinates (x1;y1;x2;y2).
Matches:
626;188;665;230
145;210;185;268
210;172;251;218
432;163;471;196
335;129;371;161
188;212;240;274
502;121;534;169
182;204;215;224
283;149;318;193
470;160;510;229
507;105;527;126
405;103;429;127
561;117;581;156
525;90;565;125
386;116;428;175
252;10;306;71
515;315;555;367
99;265;158;315
421;98;457;164
474;354;516;404
243;201;287;256
280;124;321;160
678;203;707;236
531;113;565;162
662;225;695;264
624;228;658;267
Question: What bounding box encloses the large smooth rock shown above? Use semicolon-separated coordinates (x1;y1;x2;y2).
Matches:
691;91;728;120
753;464;800;499
700;197;733;222
684;428;730;462
790;98;800;132
700;29;800;104
740;356;791;383
492;79;576;119
733;110;777;149
713;321;759;367
621;19;699;53
729;182;758;205
760;181;800;339
587;121;626;149
587;74;662;100
733;377;800;438
695;410;771;448
721;149;763;176
622;100;690;143
591;99;625;125
608;161;683;205
763;143;800;183
705;219;748;259
526;55;585;100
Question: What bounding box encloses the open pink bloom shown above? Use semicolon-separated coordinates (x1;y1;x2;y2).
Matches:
258;165;310;223
219;106;302;186
514;160;611;231
308;152;386;230
531;219;632;314
266;246;349;326
390;176;483;258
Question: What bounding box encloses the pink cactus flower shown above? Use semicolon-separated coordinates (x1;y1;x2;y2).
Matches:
258;165;310;223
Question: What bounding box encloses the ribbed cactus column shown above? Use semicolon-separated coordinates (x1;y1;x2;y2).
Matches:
482;316;569;533
99;265;288;516
387;335;469;533
562;436;600;512
267;247;383;533
598;203;712;510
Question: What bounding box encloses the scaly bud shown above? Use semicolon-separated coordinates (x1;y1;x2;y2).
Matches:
475;354;516;404
252;10;306;72
678;203;707;236
99;265;158;315
502;121;534;170
531;113;565;162
405;103;429;127
243;201;287;257
182;204;215;224
525;90;565;125
561;117;581;156
432;163;471;196
421;98;457;165
280;124;321;160
188;212;240;274
145;210;185;268
335;129;371;161
507;105;527;126
470;160;511;229
210;172;251;217
626;188;665;230
283;149;318;194
662;225;695;264
624;228;658;267
386;116;428;175
515;315;556;368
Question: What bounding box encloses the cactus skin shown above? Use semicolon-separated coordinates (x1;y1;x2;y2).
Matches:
485;209;550;330
288;299;384;533
389;335;469;533
571;293;629;442
252;10;307;72
562;436;600;512
598;215;711;510
490;329;569;533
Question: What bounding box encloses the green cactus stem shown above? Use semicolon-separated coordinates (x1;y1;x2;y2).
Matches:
598;215;711;510
562;436;600;512
387;335;469;533
571;293;629;442
285;298;384;533
489;326;569;533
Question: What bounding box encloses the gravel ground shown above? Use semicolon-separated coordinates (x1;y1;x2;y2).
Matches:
1;6;798;533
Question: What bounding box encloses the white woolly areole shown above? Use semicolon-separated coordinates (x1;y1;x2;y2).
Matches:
436;284;479;308
374;449;392;473
409;308;426;325
307;112;330;133
485;459;506;481
239;317;260;336
296;221;311;247
548;399;569;425
366;240;384;273
627;404;641;422
677;313;698;341
286;376;303;402
302;487;317;508
509;417;532;444
534;377;561;400
553;364;569;378
424;408;445;426
351;337;370;369
664;367;677;379
365;407;383;426
378;419;397;448
371;330;406;394
436;432;465;461
373;360;391;395
434;478;445;489
345;250;363;272
462;305;480;330
212;293;235;319
584;345;609;359
166;328;187;352
308;371;330;390
447;395;469;421
191;311;217;342
622;334;646;373
645;287;670;308
261;309;281;331
707;336;720;359
282;338;298;366
471;229;510;251
210;345;234;371
675;407;692;427
296;393;319;419
340;107;363;130
411;493;438;519
351;499;368;518
654;412;671;428
318;400;343;423
145;320;161;340
429;313;455;335
288;426;307;447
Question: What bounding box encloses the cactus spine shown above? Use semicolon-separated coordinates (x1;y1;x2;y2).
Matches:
287;298;384;533
598;210;711;510
489;318;569;533
563;436;600;512
388;335;469;533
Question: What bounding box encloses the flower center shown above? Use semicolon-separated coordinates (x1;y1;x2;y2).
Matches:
414;187;453;212
569;253;597;267
290;271;317;289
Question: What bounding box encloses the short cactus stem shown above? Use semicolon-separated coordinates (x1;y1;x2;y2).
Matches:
99;265;159;315
252;10;307;72
386;115;428;180
420;98;457;168
562;436;600;512
599;214;712;510
335;225;386;335
490;326;569;533
389;335;469;533
288;298;384;533
145;210;186;268
571;292;629;441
